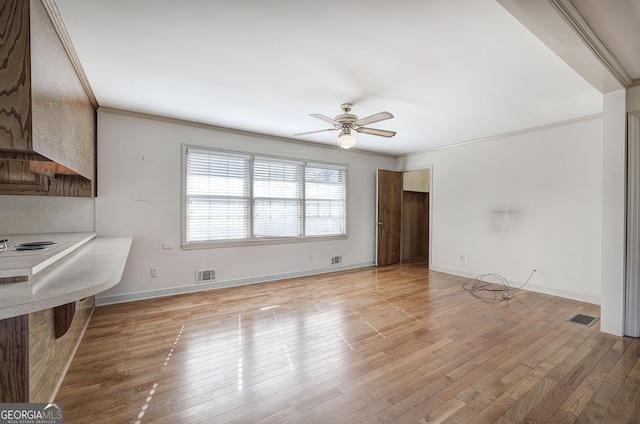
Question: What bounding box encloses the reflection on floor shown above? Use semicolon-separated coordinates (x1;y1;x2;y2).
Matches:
57;262;639;423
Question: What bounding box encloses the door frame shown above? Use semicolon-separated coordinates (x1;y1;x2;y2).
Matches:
375;165;433;267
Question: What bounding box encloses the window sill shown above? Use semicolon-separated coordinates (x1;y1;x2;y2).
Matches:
181;234;349;250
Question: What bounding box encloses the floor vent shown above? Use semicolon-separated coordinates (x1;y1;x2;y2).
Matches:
566;313;599;327
331;256;343;265
195;268;216;284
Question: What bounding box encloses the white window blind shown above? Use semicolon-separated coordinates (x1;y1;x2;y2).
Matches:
184;147;347;245
305;164;346;236
253;157;303;238
186;149;250;242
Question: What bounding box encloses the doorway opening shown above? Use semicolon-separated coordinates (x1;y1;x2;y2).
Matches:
376;167;431;266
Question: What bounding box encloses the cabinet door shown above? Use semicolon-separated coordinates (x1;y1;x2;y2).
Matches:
0;315;29;402
0;0;32;151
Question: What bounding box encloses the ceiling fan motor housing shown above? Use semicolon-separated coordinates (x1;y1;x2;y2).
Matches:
336;103;358;127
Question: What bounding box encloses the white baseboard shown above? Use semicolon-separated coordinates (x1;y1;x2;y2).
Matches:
96;261;374;306
429;266;601;305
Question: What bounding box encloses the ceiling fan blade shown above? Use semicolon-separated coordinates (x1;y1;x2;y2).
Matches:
310;114;341;127
354;111;394;127
294;128;339;136
355;127;397;138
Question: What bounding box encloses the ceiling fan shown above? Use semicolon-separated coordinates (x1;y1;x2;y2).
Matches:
294;103;396;149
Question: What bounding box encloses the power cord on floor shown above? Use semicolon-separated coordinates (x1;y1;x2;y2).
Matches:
462;269;536;302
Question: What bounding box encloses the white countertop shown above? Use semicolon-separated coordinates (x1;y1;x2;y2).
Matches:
0;232;97;279
0;236;132;319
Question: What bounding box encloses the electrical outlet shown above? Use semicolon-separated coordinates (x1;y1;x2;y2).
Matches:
151;267;159;277
460;255;465;262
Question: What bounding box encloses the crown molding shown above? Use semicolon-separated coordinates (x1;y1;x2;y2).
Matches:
497;0;626;93
41;0;98;109
97;107;396;158
549;0;632;88
399;113;603;158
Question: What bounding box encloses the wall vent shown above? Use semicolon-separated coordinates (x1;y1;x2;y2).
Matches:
331;256;343;265
195;268;216;284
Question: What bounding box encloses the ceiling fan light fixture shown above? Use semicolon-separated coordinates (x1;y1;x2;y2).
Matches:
338;128;356;149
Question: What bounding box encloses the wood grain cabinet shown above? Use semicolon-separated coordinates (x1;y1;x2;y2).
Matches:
0;298;94;403
0;0;96;197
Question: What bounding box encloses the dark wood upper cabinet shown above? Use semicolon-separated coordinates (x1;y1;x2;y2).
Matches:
0;0;96;197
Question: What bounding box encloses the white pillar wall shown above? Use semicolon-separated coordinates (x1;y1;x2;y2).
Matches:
624;85;640;337
600;90;626;336
626;113;640;336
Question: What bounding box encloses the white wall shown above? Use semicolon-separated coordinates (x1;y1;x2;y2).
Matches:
95;108;395;304
398;117;603;303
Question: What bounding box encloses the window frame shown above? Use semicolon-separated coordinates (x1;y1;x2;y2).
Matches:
181;144;348;249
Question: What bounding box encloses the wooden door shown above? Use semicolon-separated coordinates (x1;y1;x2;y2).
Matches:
376;169;402;266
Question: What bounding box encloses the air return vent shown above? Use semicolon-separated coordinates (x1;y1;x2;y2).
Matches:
566;313;599;327
195;268;216;284
331;256;343;265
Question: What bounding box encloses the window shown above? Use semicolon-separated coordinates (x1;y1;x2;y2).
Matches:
305;163;346;236
253;157;303;238
186;150;251;242
184;147;347;245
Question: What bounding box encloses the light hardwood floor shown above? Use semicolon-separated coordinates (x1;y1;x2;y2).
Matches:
57;263;640;423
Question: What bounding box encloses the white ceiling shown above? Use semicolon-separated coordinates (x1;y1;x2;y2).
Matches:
53;0;634;156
